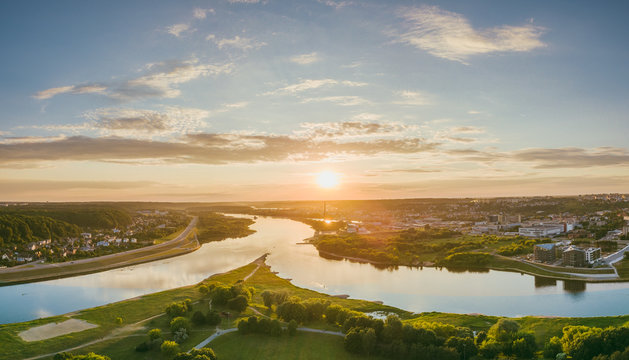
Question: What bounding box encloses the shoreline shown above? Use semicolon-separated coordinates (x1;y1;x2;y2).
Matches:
0;216;200;286
310;244;628;283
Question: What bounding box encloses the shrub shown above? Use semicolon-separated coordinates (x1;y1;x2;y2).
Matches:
161;340;180;358
288;319;298;336
170;316;192;333
148;328;162;341
206;310;222;326
192;310;206;325
173;328;188;343
227;294;249;312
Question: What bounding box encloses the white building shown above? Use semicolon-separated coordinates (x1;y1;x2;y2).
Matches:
519;224;564;237
585;247;601;264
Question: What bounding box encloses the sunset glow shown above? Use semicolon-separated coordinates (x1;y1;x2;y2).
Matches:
316;171;340;189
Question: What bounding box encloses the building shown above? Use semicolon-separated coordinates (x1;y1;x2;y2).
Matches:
563;245;586;267
534;243;556;263
585;247;601;264
519;224;564;237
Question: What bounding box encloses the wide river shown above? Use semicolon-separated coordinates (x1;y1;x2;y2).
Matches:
2;216;629;324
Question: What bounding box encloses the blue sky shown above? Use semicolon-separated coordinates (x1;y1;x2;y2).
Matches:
1;0;628;201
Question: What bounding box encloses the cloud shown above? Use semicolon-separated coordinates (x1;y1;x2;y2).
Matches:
116;60;232;100
451;126;484;134
228;0;260;3
318;0;353;9
265;78;367;96
0;129;436;166
33;84;107;100
83;106;209;137
393;90;430;106
301;95;369;106
352;113;382;121
166;23;193;37
513;147;629;169
290;52;321;65
299;121;412;139
209;35;266;51
373;168;442;173
394;5;546;63
193;8;214;19
34;59;232;101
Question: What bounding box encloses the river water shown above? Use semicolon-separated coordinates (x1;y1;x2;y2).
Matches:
1;216;629;324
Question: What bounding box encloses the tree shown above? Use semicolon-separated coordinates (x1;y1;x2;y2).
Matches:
210;284;233;305
344;328;363;354
166;302;188;318
148;328;162;341
479;339;501;359
192;310;206;325
170;316;191;333
511;332;537;359
206;310;222;326
362;328;377;356
198;284;209;296
227;294;249;312
475;330;487;346
288;319;298;336
445;336;478;360
173;348;218;360
277;299;307;323
543;336;563;359
161;340;180;359
488;318;520;344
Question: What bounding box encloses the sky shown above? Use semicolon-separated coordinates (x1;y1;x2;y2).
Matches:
1;0;629;202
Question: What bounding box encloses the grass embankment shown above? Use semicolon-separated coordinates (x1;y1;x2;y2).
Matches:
0;225;198;286
3;258;629;359
488;256;618;280
614;258;629;278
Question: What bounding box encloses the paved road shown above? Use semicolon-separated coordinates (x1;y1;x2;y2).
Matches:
0;216;198;283
604;245;629;264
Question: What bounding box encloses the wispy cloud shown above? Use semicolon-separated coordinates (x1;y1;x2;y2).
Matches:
208;35;266;51
318;0;353;9
228;0;260;3
299;120;413;139
83;106;209;137
301;95;369;106
193;8;214;19
290;52;321;65
513;147;629;169
166;23;193;37
0;131;437;167
265;78;366;95
393;90;430;106
34;59;232;101
394;5;546;63
34;84;107;100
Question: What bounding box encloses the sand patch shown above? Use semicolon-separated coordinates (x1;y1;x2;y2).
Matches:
19;319;98;342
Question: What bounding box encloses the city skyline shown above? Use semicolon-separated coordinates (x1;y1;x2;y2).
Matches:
1;1;629;201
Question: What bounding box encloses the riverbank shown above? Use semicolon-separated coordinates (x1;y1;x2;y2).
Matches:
2;256;629;360
0;217;200;286
310;243;629;283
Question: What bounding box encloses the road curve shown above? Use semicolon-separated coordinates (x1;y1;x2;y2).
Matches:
0;216;199;285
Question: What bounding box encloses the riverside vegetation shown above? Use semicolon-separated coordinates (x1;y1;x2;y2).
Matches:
2;259;629;360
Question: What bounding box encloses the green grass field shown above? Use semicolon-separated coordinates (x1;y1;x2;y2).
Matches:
614;258;629;278
209;331;381;360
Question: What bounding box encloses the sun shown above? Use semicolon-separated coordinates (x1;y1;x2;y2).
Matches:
316;171;340;189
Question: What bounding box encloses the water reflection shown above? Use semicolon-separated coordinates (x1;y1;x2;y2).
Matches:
1;216;629;324
534;276;557;288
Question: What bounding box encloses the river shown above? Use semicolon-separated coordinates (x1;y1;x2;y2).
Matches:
1;216;629;324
